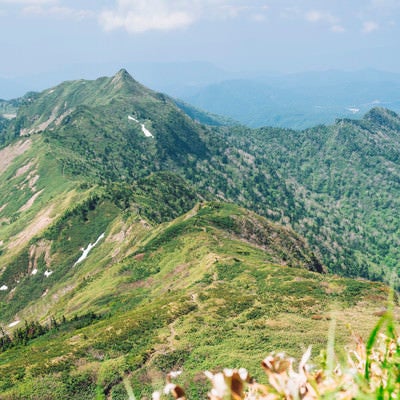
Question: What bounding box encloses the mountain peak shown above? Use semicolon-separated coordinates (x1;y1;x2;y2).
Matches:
364;106;398;122
113;68;135;82
109;68;148;95
115;68;131;77
363;107;400;130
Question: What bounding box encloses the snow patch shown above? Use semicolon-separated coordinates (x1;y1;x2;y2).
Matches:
347;108;360;114
141;125;153;138
3;114;16;120
8;320;20;328
0;285;8;291
128;115;139;123
128;115;154;138
73;233;105;266
44;270;53;278
31;269;38;275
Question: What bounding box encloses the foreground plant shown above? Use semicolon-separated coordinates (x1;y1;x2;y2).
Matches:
153;311;399;399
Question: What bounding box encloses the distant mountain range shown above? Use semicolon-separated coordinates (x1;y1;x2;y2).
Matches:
175;69;400;129
2;64;400;130
0;69;398;398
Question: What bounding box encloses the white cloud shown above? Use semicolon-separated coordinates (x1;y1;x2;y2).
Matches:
100;10;193;33
305;9;345;33
305;10;338;25
100;0;199;33
305;10;323;22
217;3;269;20
331;24;345;33
0;0;92;21
98;0;269;33
220;5;250;18
362;20;379;33
251;13;267;22
0;0;56;4
22;5;94;20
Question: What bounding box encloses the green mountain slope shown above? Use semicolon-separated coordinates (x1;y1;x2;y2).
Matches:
0;171;201;322
2;70;400;284
0;116;9;146
0;99;18;120
0;99;19;146
173;98;238;126
6;70;210;182
0;70;399;398
0;135;90;261
2;70;298;226
230;108;400;284
0;201;390;398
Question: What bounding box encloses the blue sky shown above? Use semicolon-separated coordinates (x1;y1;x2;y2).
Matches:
0;0;399;80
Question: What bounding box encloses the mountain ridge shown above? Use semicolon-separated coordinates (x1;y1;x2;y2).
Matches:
2;70;400;284
0;195;391;398
0;70;398;398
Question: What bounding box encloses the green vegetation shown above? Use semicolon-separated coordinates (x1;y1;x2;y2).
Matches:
0;198;395;398
130;172;200;223
155;307;399;400
0;98;21;146
238;108;400;285
173;98;238;126
4;70;399;283
0;70;399;398
0;313;100;352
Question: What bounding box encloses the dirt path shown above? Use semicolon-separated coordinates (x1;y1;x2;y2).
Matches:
144;316;181;370
167;319;178;350
191;292;203;311
183;203;200;220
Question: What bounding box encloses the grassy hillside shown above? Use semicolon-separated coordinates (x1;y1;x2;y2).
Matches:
0;135;90;261
0;170;201;323
0;202;393;399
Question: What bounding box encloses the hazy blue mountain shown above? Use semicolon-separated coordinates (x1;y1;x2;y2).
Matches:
5;65;400;130
0;78;32;100
178;69;400;129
